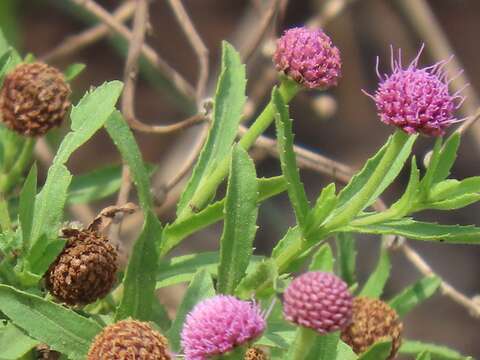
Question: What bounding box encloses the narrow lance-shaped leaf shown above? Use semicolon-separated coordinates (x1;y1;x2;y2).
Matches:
162;176;286;254
389;276;441;317
217;145;258;294
336;232;357;286
432;132;460;184
18;164;37;250
0;323;40;360
309;243;334;272
0;285;102;360
167;269;215;352
417;352;432;360
360;243;390;298
115;211;162;322
105;111;154;211
305;183;337;234
357;340;392;360
177;42;246;216
346;219;480;245
400;340;470;360
305;332;340;360
235;259;278;299
273;87;310;228
29;81;123;263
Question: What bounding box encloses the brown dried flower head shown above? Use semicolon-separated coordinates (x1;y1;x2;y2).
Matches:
0;62;70;136
87;319;171;360
245;347;268;360
45;228;117;305
341;297;403;359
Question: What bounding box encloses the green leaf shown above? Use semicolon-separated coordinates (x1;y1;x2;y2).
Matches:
235;259;278;299
68;164;154;204
0;323;39;360
357;340;392;360
68;164;123;204
177;42;246;215
432;132;460;183
28;164;72;249
18;164;37;250
156;252;219;289
419;137;443;196
167;269;215;353
429;177;480;200
400;340;469;360
0;285;102;359
360;245;390;298
336;132;416;212
305;183;337;233
115;211;161;321
422;194;480;211
217;146;258;294
27;238;66;276
55;81;123;165
27;81;123;273
273;87;310;228
417;352;432;360
105;111;154;211
64;63;86;82
346;219;480;244
336;232;357;286
336;340;358;360
306;332;339;360
309;243;334;272
389;276;441;317
162;176;285;254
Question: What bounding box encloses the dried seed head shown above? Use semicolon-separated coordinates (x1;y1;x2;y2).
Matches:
45;228;117;305
341;297;403;359
273;27;341;89
245;347;268;360
0;62;70;136
87;319;171;359
181;295;266;360
368;46;464;136
283;271;353;334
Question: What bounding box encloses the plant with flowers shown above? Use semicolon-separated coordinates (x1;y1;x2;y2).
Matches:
0;19;477;360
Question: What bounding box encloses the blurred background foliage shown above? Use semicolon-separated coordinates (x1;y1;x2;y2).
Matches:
2;0;479;358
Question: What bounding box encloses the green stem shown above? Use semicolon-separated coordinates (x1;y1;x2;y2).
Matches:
0;138;35;193
324;130;410;231
419;136;442;197
0;194;11;232
287;327;318;360
177;78;299;220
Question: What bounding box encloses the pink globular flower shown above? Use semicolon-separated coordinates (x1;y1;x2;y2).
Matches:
273;27;341;89
367;45;465;136
283;271;353;334
181;295;266;360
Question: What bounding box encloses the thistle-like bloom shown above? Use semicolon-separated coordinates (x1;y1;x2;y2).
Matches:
283;271;353;333
368;45;465;136
181;295;266;360
273;27;341;89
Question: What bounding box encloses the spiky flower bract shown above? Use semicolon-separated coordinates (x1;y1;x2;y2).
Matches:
273;27;341;89
283;271;353;333
181;295;266;360
368;45;464;136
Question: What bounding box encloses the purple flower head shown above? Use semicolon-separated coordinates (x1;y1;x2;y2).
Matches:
283;271;353;334
367;45;465;136
273;27;341;89
181;295;266;360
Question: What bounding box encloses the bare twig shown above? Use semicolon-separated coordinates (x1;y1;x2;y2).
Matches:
401;243;480;318
71;0;195;102
240;0;280;63
41;1;136;62
167;0;209;102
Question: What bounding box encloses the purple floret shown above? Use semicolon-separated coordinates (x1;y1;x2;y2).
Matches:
181;295;266;360
273;27;341;89
283;271;353;334
368;45;465;136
